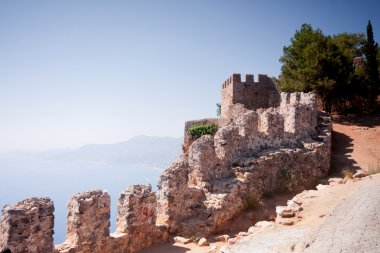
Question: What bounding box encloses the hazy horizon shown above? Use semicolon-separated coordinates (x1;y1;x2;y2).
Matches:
0;134;183;154
1;1;379;152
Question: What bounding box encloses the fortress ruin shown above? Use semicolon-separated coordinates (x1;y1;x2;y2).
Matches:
0;73;331;253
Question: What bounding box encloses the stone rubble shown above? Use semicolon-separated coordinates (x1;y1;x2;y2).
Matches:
328;178;344;185
214;234;230;242
174;236;191;244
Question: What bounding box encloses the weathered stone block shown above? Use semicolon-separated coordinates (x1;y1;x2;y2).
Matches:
117;184;156;232
0;197;54;253
64;189;110;246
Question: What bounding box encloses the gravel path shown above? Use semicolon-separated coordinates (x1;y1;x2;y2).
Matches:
304;176;380;253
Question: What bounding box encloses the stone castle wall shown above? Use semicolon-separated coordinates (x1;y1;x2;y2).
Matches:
221;73;281;118
0;73;331;253
156;85;331;236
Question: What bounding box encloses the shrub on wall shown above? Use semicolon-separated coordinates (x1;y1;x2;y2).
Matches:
188;124;218;139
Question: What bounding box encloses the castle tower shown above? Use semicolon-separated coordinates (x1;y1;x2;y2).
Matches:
220;73;280;118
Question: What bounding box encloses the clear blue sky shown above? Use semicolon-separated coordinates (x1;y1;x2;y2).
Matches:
0;0;379;152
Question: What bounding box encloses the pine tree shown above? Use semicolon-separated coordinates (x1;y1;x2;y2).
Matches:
364;20;379;110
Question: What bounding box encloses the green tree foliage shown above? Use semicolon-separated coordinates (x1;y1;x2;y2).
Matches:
363;20;380;109
279;22;379;113
378;45;380;74
216;103;221;117
279;24;326;93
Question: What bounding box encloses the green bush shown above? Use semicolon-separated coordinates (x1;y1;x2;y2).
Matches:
188;124;218;139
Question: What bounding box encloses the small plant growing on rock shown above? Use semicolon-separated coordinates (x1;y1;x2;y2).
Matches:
342;167;354;179
276;170;298;192
189;235;201;243
246;191;263;210
188;124;218;139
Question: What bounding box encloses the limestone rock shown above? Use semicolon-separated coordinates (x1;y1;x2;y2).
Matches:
238;232;249;237
208;245;217;252
276;217;295;226
198;237;209;246
254;221;274;229
316;184;328;190
276;206;296;218
290;196;303;205
353;170;367;178
248;226;256;234
328;178;344;185
228;237;238;245
174;236;191;244
214;234;230;242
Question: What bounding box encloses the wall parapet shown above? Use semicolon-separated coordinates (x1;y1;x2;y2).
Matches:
1;187;167;253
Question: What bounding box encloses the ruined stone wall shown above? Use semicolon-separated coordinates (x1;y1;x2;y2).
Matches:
0;188;167;253
0;73;331;252
221;73;281;118
156;91;331;237
213;92;318;166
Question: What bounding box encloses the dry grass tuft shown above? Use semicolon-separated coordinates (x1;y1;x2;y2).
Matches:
364;160;380;175
189;235;201;243
246;192;263;210
341;168;354;179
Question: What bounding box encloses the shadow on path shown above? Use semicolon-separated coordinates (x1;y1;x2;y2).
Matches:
330;130;360;176
139;244;190;253
332;113;380;128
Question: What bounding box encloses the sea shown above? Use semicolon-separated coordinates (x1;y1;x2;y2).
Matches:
0;154;163;243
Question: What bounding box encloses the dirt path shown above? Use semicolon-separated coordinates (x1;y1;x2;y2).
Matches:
141;114;380;253
331;114;380;173
226;174;380;253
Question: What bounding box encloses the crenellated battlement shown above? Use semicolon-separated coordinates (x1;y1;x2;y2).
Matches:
0;187;166;253
221;73;273;90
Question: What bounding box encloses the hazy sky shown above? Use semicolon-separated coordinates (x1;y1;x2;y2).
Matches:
0;0;379;152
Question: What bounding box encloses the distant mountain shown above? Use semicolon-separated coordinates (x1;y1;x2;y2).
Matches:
38;135;183;168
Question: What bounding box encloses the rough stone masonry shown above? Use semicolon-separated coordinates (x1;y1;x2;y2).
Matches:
0;73;331;253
